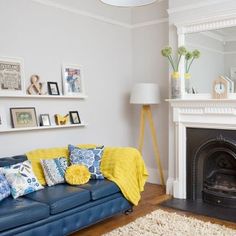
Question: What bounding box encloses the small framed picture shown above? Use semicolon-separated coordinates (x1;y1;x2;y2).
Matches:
0;57;25;95
40;114;51;126
69;111;81;124
10;107;38;128
47;82;60;95
62;64;85;96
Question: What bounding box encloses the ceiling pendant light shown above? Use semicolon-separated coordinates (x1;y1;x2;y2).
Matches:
100;0;157;7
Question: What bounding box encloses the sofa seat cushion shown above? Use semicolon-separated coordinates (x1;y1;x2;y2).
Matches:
78;179;120;200
24;184;91;215
0;197;49;232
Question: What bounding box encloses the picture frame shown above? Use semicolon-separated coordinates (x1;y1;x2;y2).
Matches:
47;82;60;95
39;114;51;126
10;107;38;128
62;64;85;96
69;111;81;124
0;57;25;95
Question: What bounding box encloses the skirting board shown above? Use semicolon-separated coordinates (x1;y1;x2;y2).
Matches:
146;167;168;185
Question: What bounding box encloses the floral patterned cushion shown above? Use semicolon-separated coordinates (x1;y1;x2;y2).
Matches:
40;157;68;186
68;144;104;180
0;173;10;201
0;160;43;199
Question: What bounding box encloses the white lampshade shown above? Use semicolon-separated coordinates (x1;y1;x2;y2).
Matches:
130;83;160;105
100;0;157;7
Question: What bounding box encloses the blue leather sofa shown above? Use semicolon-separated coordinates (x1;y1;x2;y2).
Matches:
0;155;132;236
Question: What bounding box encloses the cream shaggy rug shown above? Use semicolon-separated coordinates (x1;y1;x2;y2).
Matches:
103;209;236;236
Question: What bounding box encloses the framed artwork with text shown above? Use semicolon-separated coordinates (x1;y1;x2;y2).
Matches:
0;57;25;95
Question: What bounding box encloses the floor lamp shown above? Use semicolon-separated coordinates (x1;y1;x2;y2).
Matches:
130;83;165;185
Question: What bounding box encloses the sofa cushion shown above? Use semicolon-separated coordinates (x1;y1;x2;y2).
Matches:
78;179;120;200
0;160;44;199
0;173;11;201
26;145;97;185
0;155;27;167
65;165;91;185
68;144;104;179
24;184;91;214
0;197;49;232
40;157;68;186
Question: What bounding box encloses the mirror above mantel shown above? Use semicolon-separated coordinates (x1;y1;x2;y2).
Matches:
176;16;236;99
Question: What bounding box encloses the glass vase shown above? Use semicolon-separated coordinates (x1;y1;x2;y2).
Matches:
171;72;181;99
185;73;191;94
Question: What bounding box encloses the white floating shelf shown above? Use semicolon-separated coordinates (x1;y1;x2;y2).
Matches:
0;123;87;133
0;94;88;99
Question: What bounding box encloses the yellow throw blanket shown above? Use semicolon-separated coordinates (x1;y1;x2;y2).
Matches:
101;147;148;206
26;146;148;206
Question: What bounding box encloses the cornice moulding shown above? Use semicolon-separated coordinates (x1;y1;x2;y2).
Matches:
176;15;236;35
200;31;224;42
131;18;168;29
185;42;224;54
31;0;132;28
167;0;232;15
31;0;167;29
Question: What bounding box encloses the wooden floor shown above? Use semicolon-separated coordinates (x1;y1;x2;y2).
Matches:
72;183;236;236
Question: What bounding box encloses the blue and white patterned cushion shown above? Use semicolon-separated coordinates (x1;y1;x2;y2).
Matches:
68;145;104;180
0;173;10;201
40;157;68;186
0;160;43;199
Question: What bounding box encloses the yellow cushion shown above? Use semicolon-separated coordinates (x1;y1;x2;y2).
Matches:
26;144;97;185
65;165;90;185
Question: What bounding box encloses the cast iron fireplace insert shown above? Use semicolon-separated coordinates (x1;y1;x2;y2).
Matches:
162;128;236;222
187;128;236;208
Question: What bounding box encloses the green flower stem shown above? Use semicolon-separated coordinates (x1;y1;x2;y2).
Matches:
176;55;182;71
168;55;176;71
187;58;195;73
185;59;188;72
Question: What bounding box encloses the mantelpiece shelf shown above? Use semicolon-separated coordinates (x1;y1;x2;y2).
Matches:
0;123;87;133
166;98;236;103
0;94;88;99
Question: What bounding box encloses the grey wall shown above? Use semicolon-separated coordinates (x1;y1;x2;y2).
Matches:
0;0;169;184
131;0;169;183
0;0;133;155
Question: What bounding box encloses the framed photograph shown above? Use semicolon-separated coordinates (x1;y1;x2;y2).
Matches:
47;82;60;95
40;114;51;126
10;107;38;128
0;57;25;95
69;111;81;124
62;64;85;96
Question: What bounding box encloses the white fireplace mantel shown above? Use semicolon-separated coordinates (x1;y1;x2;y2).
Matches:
166;98;236;199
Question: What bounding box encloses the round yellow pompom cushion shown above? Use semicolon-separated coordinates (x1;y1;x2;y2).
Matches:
65;165;91;185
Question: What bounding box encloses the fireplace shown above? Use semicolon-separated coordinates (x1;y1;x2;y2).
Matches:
164;99;236;222
187;128;236;208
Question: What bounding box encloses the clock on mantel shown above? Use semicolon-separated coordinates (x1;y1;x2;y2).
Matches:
212;76;228;99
